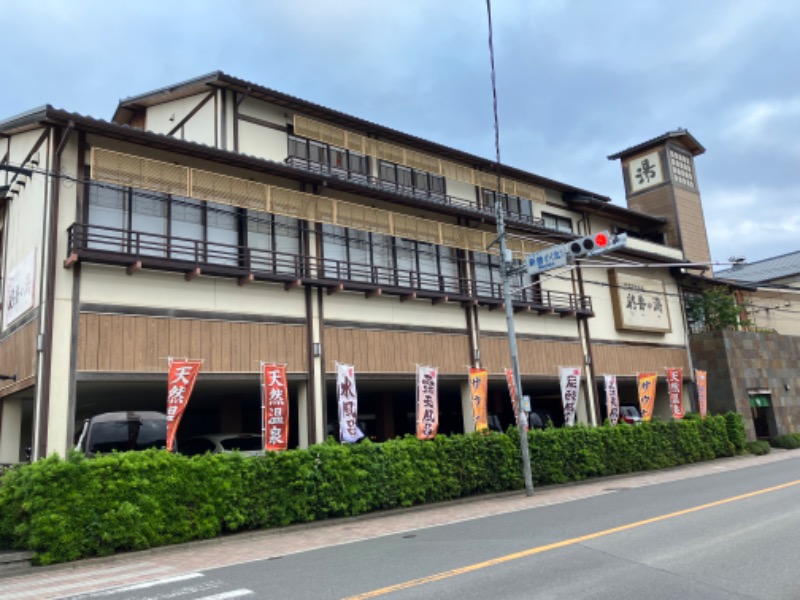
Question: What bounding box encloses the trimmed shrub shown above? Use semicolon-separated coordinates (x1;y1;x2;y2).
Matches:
770;433;800;450
724;412;747;452
746;441;771;455
0;414;743;565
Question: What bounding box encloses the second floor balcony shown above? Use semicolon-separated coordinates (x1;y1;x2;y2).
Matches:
64;222;593;318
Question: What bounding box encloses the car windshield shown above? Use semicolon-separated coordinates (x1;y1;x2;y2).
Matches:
88;420;166;453
220;436;263;451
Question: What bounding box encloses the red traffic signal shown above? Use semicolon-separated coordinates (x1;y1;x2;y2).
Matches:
565;230;625;260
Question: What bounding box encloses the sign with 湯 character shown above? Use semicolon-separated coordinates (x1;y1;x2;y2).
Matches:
609;270;672;333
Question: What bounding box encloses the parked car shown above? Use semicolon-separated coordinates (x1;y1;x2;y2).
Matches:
619;405;642;425
75;411;168;456
528;410;554;430
179;433;263;457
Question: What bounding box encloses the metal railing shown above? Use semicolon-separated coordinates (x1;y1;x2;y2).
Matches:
66;222;592;314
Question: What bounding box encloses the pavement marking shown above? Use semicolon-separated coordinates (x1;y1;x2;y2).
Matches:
343;478;800;599
60;572;205;598
0;566;176;600
196;591;254;599
0;563;170;593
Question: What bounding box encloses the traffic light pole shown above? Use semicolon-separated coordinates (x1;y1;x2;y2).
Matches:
493;203;535;497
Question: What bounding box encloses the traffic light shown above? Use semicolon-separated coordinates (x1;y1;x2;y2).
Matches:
565;231;627;260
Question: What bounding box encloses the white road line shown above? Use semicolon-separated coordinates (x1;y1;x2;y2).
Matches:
0;566;178;599
65;572;205;597
195;591;254;600
0;563;170;592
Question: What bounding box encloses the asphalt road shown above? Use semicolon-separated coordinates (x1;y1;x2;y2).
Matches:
46;454;800;600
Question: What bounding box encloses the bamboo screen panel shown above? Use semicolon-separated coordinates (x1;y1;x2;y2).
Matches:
0;318;38;389
191;169;266;211
292;115;545;203
392;213;440;245
90;149;532;258
78;313;308;372
92;148;189;196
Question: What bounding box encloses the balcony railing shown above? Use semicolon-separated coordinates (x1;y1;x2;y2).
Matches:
65;222;592;316
285;156;551;230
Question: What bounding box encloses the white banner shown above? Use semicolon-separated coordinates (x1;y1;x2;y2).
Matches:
3;248;36;329
337;363;365;443
559;367;582;427
416;365;438;440
604;375;620;427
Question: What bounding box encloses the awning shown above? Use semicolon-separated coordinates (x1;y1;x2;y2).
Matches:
749;394;771;408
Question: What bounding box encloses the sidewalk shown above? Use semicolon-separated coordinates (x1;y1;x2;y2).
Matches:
0;449;796;599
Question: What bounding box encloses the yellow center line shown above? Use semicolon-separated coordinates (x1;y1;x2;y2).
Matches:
343;479;800;599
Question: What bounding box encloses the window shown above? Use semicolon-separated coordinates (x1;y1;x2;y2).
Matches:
542;212;573;233
170;197;204;261
472;251;526;300
88;184;127;251
206;204;239;266
379;160;445;200
482;190;534;224
248;213;299;274
320;226;460;293
131;190;167;257
668;149;695;189
287;135;369;180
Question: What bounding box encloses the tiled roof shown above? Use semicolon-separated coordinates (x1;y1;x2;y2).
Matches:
607;129;705;160
716;250;800;284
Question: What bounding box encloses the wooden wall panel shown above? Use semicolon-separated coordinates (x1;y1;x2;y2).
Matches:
325;327;469;374
593;344;690;375
0;318;38;396
481;336;583;375
78;314;307;373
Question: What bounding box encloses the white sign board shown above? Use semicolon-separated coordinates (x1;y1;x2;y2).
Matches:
526;245;567;275
3;248;37;329
609;270;672;333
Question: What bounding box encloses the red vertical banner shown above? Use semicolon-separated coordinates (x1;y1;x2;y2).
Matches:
505;368;526;430
166;357;202;452
637;372;657;422
667;368;684;419
469;368;488;431
696;369;708;418
416;365;438;440
262;363;289;452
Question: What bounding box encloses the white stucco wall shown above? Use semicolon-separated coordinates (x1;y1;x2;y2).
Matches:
323;292;468;331
146;93;216;146
81;265;307;319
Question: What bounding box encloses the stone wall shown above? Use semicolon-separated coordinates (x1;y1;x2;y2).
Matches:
690;331;800;439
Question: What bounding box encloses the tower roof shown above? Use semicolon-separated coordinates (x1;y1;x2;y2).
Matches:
607;129;705;160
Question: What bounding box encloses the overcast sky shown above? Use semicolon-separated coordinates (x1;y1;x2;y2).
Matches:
2;0;797;265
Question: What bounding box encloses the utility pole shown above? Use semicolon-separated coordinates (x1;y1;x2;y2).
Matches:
492;206;535;497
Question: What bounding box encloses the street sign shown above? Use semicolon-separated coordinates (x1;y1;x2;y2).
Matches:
526;245;567;275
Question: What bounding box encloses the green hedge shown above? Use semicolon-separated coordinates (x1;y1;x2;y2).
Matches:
0;415;740;565
770;433;800;449
745;440;771;455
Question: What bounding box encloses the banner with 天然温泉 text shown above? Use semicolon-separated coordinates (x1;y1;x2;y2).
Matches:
166;358;203;452
262;363;289;452
667;368;684;419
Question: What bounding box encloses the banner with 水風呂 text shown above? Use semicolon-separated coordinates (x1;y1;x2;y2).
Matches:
337;363;365;443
